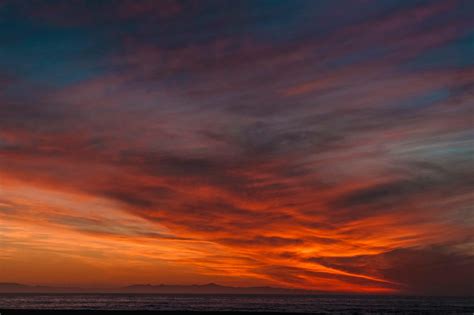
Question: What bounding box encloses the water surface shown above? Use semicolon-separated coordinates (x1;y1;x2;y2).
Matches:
1;294;473;314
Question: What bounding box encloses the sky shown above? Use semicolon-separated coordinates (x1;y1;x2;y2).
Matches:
0;0;473;296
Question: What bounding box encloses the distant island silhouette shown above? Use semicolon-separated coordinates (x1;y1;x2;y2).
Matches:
0;282;320;295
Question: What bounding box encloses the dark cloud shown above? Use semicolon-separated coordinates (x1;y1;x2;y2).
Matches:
310;248;474;296
101;190;155;209
328;160;474;222
333;179;427;209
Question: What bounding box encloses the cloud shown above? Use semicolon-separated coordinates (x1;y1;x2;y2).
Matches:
218;236;305;248
310;248;474;296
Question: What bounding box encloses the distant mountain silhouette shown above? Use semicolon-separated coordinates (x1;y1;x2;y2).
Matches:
0;282;319;294
122;283;317;294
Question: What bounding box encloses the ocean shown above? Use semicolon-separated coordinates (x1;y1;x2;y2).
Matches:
0;294;473;314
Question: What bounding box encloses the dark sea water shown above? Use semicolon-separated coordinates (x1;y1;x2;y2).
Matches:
0;294;473;314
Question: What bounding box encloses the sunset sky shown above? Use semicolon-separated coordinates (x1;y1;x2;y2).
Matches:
0;0;473;296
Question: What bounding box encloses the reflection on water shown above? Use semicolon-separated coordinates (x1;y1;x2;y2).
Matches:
1;294;473;314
